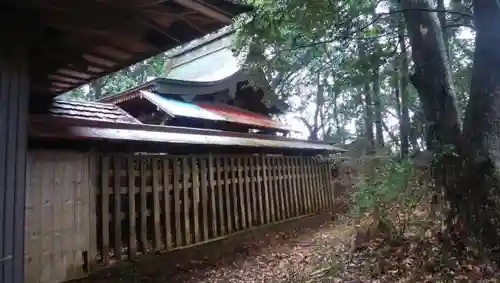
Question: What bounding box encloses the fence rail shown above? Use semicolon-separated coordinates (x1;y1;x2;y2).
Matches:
97;153;336;264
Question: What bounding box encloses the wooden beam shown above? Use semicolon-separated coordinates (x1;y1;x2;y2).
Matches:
172;0;232;23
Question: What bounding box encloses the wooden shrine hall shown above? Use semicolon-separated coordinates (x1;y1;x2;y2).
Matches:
1;2;347;283
99;30;292;135
0;1;251;282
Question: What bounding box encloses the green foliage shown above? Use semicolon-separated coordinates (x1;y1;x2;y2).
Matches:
350;158;418;217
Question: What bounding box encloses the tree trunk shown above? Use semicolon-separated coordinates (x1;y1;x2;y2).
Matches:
373;62;384;148
359;41;375;154
397;19;411;156
89;78;104;100
457;0;500;264
401;0;462;152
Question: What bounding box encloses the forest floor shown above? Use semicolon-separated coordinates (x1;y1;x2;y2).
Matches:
74;211;356;283
74;205;500;282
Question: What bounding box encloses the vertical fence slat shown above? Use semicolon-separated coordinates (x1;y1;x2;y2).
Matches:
193;156;202;243
282;156;289;219
113;157;122;259
315;159;325;210
307;157;318;212
278;156;288;219
208;154;218;237
127;157;137;259
255;155;265;225
315;159;323;211
173;158;182;247
139;158;148;252
321;161;331;209
163;159;172;249
182;158;191;245
100;156;110;265
237;157;246;229
199;156;208;242
249;156;257;226
224;157;233;233
307;158;316;212
262;155;271;224
328;161;336;206
291;157;299;215
243;156;252;228
215;157;225;236
287;157;297;217
230;157;240;230
300;156;311;214
271;156;281;221
152;158;162;250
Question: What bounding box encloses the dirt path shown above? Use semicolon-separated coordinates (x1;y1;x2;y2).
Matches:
74;213;353;283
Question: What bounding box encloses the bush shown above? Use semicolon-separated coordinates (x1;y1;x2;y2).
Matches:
350;158;427;236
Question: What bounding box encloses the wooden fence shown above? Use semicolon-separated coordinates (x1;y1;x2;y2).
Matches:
97;153;336;264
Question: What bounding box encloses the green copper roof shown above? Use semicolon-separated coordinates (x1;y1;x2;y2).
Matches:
165;32;242;82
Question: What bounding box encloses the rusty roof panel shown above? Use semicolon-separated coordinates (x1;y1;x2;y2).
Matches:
139;91;227;121
45;100;141;124
195;103;296;132
29;116;345;152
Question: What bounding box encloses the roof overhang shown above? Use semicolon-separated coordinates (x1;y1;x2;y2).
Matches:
29;116;345;152
15;0;252;97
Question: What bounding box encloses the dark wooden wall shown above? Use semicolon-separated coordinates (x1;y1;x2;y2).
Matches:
0;33;29;283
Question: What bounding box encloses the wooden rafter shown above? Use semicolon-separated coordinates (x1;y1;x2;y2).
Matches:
172;0;232;23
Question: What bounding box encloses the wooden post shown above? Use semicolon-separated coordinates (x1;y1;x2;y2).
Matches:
163;159;172;249
152;158;162;250
100;157;110;264
127;157;137;258
0;36;29;283
113;157;122;259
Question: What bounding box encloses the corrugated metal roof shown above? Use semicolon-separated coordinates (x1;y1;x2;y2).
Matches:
29;116;345;152
139;91;295;132
139;91;226;121
195;103;296;132
44;99;141;124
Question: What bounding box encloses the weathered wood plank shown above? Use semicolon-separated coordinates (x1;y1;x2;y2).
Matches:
89;153;99;268
163;158;173;249
173;158;182;247
299;157;308;214
315;159;325;210
230;157;240;230
127;157;137;258
306;158;315;212
139;158;149;252
215;157;226;236
100;156;110;264
243;156;252;227
224;157;233;233
278;156;288;219
237;157;247;229
182;158;191;245
264;156;273;223
113;157;122;259
152;158;162;250
287;157;298;217
208;154;218;237
199;156;208;242
255;155;265;225
249;156;257;226
271;156;279;220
